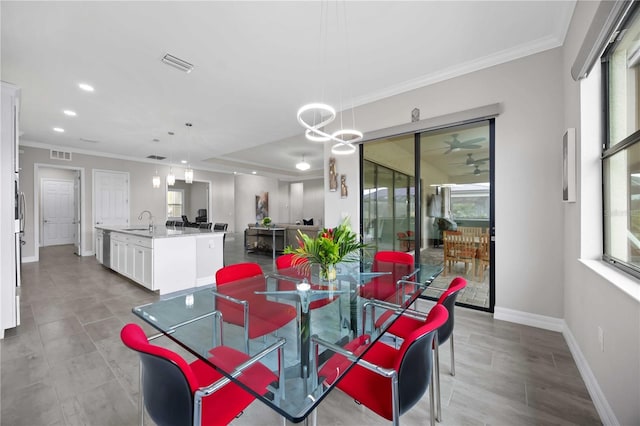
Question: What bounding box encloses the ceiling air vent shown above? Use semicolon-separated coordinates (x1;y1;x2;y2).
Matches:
50;149;72;161
161;53;194;73
147;154;166;160
79;137;99;144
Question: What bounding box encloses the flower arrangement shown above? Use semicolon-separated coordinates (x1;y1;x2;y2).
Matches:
261;216;272;227
284;217;367;280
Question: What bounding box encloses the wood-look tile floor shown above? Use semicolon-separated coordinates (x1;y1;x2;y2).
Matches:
0;242;601;425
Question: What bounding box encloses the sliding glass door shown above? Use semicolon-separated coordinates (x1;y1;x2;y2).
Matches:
362;120;494;311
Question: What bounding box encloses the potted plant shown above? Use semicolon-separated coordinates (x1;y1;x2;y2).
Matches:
284;217;367;281
261;216;272;227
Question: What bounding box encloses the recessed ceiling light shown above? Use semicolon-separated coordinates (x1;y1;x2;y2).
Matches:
252;171;257;175
181;160;187;164
63;110;77;117
53;127;64;133
78;83;94;92
161;53;194;73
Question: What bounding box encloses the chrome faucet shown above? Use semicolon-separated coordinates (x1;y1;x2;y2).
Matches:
138;210;154;232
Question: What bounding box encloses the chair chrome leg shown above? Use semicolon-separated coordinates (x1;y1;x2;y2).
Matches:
434;341;442;422
138;359;144;426
450;334;455;377
429;366;435;426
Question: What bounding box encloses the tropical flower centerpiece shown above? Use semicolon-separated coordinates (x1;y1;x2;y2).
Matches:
284;217;367;281
261;216;272;227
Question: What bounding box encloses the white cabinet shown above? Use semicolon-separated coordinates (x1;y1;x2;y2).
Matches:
109;231;153;290
133;245;153;288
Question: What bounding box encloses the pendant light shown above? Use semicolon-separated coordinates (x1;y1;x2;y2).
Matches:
152;168;161;188
296;155;311;171
184;123;194;183
296;1;362;155
167;131;175;186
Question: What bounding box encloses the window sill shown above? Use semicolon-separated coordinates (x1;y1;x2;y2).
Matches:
579;259;640;303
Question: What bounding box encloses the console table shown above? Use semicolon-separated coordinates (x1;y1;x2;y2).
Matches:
244;226;286;260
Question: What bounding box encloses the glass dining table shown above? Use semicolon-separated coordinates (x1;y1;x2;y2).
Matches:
133;259;443;423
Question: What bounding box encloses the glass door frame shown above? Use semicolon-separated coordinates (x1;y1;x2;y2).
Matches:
359;118;495;313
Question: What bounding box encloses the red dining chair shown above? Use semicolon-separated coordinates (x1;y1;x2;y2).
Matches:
396;232;409;251
379;276;467;421
120;323;278;426
215;262;297;353
275;254;338;310
318;304;449;426
360;251;416;304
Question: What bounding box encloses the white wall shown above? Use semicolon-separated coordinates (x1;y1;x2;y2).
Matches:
562;2;640;425
19;145;236;259
234;173;280;228
302;178;324;227
342;48;565;318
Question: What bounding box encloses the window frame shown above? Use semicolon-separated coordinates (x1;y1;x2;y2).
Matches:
601;1;640;280
167;188;185;219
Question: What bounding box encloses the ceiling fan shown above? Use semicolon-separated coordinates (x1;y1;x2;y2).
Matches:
472;165;489;175
443;133;485;154
465;153;490;166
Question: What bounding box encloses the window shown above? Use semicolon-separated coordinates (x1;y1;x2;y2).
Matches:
602;4;640;277
167;189;184;218
451;184;490;220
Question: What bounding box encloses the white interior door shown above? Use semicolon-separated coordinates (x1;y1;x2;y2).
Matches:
73;171;81;255
42;179;75;246
94;170;129;227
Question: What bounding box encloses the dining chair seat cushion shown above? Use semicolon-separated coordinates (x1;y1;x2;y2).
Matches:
318;335;371;385
206;345;278;392
216;283;297;338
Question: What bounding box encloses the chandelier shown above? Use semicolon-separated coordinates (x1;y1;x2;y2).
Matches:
296;1;362;155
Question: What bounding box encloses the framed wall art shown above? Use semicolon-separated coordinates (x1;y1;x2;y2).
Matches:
562;128;576;203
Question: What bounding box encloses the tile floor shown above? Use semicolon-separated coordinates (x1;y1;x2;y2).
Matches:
0;237;600;425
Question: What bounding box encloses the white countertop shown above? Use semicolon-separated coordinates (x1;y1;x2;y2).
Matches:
95;225;225;239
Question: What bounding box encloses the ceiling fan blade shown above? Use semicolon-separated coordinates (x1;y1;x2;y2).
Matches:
460;137;486;146
461;144;482;150
443;147;454;155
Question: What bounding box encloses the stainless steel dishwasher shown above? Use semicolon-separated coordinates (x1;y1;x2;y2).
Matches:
102;230;112;268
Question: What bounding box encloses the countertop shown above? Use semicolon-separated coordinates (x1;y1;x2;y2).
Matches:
95;225;226;239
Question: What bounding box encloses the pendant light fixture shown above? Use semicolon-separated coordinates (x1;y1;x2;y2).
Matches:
296;155;311;171
152;168;161;188
184;122;194;184
296;1;362;155
167;131;175;186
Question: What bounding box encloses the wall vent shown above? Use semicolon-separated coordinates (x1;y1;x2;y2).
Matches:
50;150;72;161
147;154;166;160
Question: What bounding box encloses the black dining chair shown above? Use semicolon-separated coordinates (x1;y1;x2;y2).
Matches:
318;305;449;426
120;323;279;426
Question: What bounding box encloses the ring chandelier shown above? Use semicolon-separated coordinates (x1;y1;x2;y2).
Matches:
296;103;362;155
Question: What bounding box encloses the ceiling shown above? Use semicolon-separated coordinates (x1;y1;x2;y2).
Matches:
1;1;575;179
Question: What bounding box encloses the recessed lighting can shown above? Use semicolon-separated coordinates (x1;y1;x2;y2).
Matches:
63;110;77;116
53;127;65;133
78;83;94;92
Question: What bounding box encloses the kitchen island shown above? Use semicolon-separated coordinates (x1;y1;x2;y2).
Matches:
95;225;225;294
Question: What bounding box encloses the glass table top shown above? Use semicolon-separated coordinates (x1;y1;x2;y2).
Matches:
133;260;443;422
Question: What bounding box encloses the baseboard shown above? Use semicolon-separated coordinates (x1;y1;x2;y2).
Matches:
562;325;619;426
81;250;94;257
493;306;564;332
21;256;37;263
494;306;614;425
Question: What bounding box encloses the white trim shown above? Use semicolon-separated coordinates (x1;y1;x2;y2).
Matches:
562;325;619;426
21;256;37;263
33;163;86;262
579;259;640;303
493;306;564;332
